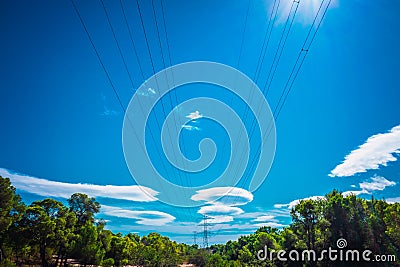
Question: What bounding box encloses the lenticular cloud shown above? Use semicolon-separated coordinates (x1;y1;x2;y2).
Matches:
329;125;400;177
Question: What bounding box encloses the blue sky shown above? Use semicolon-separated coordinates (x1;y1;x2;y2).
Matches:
1;0;400;244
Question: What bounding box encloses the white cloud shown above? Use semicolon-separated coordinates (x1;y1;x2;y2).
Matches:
200;215;233;224
329;125;400;177
99;93;119;116
101;205;175;226
359;176;396;191
106;221;202;236
386;197;400;204
186;111;203;120
137;87;157;96
237;210;291;219
101;106;119;116
254;222;286;228
0;168;158;202
191;187;254;206
212;222;287;232
198;205;244;216
182;125;201;131
343;176;396;197
342;190;368;197
253;215;275;222
274;195;325;210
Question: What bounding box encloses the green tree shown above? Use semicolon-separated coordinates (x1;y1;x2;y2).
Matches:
20;204;56;266
71;221;105;266
67;193;100;225
291;199;321;251
0;176;25;262
384;203;400;253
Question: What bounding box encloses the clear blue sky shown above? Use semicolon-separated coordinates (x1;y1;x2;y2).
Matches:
1;0;399;244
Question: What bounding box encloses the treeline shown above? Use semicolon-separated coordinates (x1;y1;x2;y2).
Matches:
1;175;400;266
207;191;400;266
0;176;185;266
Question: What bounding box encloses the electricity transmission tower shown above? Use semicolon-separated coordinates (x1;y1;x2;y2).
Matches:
201;215;211;249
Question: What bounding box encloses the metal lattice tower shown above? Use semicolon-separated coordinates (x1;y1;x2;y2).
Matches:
202;215;211;249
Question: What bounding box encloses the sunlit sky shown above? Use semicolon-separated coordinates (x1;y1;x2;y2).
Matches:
1;0;399;244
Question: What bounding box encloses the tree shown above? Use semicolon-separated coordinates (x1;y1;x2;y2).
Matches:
0;176;25;262
291;199;321;251
384;203;400;253
67;193;100;225
2;178;400;266
39;200;77;266
20;205;56;267
71;221;105;266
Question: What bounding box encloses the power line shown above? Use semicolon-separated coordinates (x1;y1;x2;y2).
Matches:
214;0;332;236
119;0;146;81
246;0;300;143
159;0;189;178
274;0;332;120
241;0;299;173
151;0;168;77
100;0;136;89
212;1;299;236
243;0;332;204
70;0;125;113
135;0;179;183
237;0;251;67
136;0;196;227
254;0;281;83
150;0;197;226
229;0;281;181
70;0;176;206
150;0;183;186
228;0;300;204
158;0;196;224
263;0;300;96
218;0;252;176
99;0;172;179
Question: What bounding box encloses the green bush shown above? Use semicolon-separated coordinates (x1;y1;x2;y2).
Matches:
102;258;115;267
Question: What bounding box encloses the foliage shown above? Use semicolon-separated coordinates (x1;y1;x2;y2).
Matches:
0;176;399;266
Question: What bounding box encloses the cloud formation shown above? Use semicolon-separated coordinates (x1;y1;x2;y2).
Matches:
101;205;175;226
343;176;396;196
200;215;234;224
386;197;400;204
191;187;253;206
0;168;158;202
99;93;119;116
198;205;244;216
186;111;203;120
254;222;286;228
137;87;157;96
342;190;368;197
274;195;325;210
182;125;201;131
359;176;396;191
101;107;119;116
252;215;275;222
329;125;400;177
